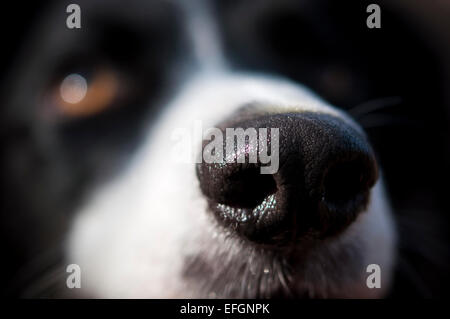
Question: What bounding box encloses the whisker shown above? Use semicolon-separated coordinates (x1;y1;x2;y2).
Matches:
276;258;293;297
359;114;417;129
348;96;403;118
21;263;68;298
6;243;66;297
395;255;433;298
393;211;448;298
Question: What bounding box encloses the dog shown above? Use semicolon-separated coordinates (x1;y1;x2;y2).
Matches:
1;0;449;298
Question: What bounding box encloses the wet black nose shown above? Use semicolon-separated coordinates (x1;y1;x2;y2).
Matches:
196;111;378;244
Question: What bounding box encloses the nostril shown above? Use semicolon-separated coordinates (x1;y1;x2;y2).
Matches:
322;160;374;206
197;162;282;242
197;163;277;209
317;155;378;235
219;166;277;208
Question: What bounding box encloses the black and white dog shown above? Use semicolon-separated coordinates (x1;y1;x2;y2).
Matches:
1;0;449;298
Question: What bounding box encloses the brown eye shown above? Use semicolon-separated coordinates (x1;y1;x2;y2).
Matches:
49;68;120;118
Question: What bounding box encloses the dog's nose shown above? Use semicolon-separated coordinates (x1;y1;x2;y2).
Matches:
196;111;378;244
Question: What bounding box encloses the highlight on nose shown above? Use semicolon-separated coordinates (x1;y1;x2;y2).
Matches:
196;112;378;244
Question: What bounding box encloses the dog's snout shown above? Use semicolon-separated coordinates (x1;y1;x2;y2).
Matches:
196;111;378;244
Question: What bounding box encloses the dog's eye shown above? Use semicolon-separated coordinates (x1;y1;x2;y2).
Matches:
44;66;123;120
